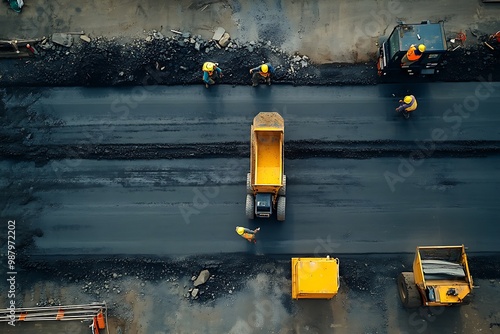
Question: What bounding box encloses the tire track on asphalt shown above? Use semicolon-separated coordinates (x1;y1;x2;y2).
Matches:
1;140;500;161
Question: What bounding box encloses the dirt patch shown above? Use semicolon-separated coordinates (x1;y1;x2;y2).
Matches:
1;254;499;333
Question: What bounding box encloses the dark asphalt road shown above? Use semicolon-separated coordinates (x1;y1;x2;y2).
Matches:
1;83;500;256
4;83;500;146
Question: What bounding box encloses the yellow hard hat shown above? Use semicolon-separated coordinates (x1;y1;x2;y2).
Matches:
236;226;244;235
404;96;412;104
261;64;269;73
418;44;426;52
203;62;214;71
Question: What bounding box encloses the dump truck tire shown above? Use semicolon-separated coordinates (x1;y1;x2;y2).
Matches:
246;173;253;194
398;272;421;308
245;194;254;219
277;196;286;221
278;175;286;196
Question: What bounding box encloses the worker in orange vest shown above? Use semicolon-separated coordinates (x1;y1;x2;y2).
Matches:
202;62;223;88
396;95;417;119
401;44;426;66
236;226;261;243
249;63;275;87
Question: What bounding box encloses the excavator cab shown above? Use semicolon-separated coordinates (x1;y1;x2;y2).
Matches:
378;21;447;77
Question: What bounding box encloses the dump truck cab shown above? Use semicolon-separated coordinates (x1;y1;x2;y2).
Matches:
246;112;286;221
398;245;473;308
378;21;447;77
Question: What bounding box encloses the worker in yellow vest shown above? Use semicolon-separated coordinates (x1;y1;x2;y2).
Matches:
202;62;223;88
236;226;261;243
401;44;426;66
396;95;417;119
249;63;275;87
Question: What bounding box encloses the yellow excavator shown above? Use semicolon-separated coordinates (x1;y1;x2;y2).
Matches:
398;245;473;308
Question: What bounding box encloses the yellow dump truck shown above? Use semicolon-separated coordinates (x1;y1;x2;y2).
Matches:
246;112;286;221
292;256;340;299
398;245;473;308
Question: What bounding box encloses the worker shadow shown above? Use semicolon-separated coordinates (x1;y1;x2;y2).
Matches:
249;217;290;255
201;85;223;119
250;84;273;101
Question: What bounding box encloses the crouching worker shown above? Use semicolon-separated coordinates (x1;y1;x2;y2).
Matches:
249;63;275;87
202;62;223;88
401;44;426;67
396;95;417;119
235;226;261;244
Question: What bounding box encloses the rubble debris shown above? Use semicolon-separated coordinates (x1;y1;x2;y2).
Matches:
212;27;225;41
191;288;199;298
80;35;91;43
218;33;231;47
153;32;164;40
51;33;73;47
193;270;210;287
2;24;492;87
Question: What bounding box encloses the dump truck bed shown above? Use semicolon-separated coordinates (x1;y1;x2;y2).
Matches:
255;131;282;185
251;112;284;188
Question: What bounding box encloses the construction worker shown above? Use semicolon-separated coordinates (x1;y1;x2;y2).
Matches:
401;44;426;66
202;62;223;88
236;226;261;244
249;63;275;87
396;95;417;119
